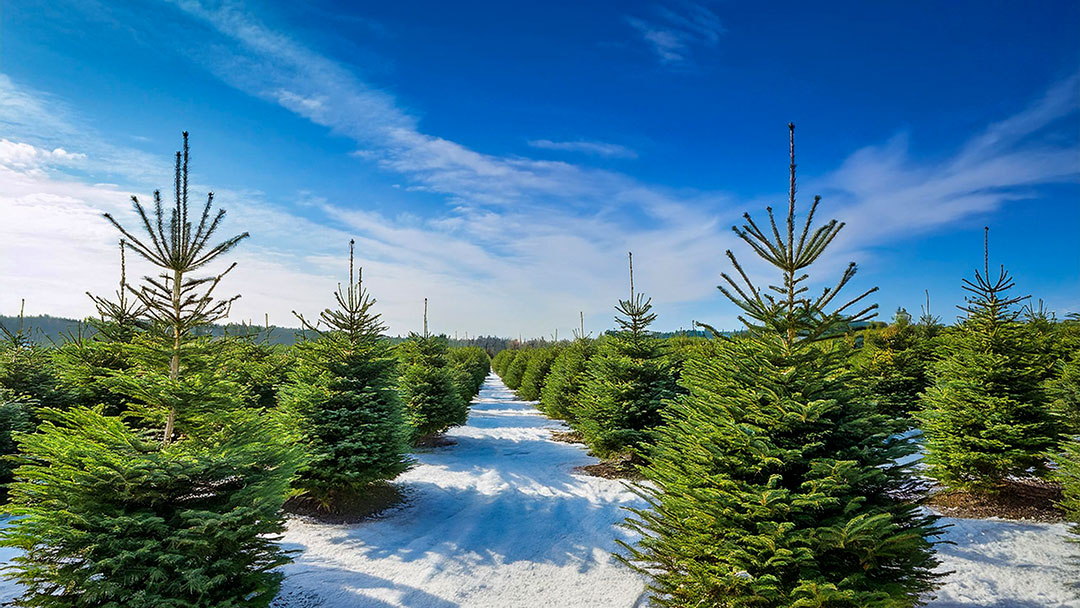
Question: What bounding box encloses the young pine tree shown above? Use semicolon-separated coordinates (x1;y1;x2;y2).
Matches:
918;229;1058;492
540;335;597;422
858;307;939;424
621;124;942;608
398;301;468;442
502;348;530;390
517;345;559;402
447;346;491;403
1;133;303;607
280;240;411;505
579;253;676;458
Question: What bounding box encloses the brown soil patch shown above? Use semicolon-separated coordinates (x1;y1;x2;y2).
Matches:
414;434;458;448
550;429;585;444
285;483;407;525
574;454;644;481
928;478;1065;522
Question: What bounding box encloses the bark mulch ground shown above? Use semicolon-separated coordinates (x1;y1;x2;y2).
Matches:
574;454;645;481
285;482;407;525
927;478;1065;522
550;429;586;444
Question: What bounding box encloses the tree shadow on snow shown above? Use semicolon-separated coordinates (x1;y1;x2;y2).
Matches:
272;549;461;608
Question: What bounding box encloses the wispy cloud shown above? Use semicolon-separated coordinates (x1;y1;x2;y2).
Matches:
1;0;1077;334
527;139;637;159
626;2;724;64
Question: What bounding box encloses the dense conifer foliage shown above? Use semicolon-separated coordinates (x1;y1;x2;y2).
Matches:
502;348;529;391
281;241;411;504
918;230;1059;491
621;125;941;608
539;338;596;421
447;346;491;403
517;346;559;401
857;308;941;423
578;253;676;458
1;133;304;607
398;315;469;441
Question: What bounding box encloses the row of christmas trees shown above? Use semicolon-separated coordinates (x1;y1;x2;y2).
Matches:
0;133;490;606
493;125;1079;607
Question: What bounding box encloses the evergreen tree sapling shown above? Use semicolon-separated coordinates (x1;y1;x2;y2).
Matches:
540;337;597;421
579;252;676;458
503;348;529;390
398;302;468;441
281;240;411;504
518;346;559;401
918;229;1058;491
621;124;942;608
1;133;303;607
858;308;938;423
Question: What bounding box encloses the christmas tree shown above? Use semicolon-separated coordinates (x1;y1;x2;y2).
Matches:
621;124;942;607
918;229;1059;491
517;345;559;401
1;133;303;607
578;252;676;458
540;332;596;421
398;300;468;441
858;307;939;424
281;240;411;505
503;347;530;390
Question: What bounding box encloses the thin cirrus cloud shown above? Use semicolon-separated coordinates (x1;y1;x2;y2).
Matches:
626;1;724;64
1;0;1077;335
527;139;638;159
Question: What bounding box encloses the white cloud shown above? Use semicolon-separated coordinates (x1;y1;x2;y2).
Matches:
527;139;637;159
0;1;1076;335
626;2;724;64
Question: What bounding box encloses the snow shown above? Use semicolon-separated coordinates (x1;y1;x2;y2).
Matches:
270;373;650;608
930;516;1079;607
0;373;1076;607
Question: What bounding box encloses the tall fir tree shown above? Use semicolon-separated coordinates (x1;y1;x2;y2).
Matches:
1;133;303;607
281;240;411;505
621;124;942;608
578;252;676;458
918;229;1059;491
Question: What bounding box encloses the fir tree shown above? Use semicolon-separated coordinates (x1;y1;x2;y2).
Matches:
447;346;491;402
1;132;303;607
578;252;676;458
0;388;33;488
398;301;468;441
281;240;411;504
0;302;68;410
858;308;938;423
51;241;145;417
503;348;529;390
540;336;597;421
517;345;559;402
918;228;1058;491
621;124;942;608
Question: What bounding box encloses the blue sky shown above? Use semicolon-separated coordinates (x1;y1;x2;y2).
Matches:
1;0;1077;336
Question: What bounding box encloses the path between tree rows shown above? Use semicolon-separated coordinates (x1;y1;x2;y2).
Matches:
271;374;650;608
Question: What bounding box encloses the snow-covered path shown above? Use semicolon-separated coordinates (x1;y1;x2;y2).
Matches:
272;373;649;608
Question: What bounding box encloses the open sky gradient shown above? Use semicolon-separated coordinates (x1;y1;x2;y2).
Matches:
1;1;1078;337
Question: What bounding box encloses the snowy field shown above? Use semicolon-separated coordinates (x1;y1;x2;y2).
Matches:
0;374;1076;606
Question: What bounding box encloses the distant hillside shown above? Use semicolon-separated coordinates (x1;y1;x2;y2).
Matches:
0;314;315;346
